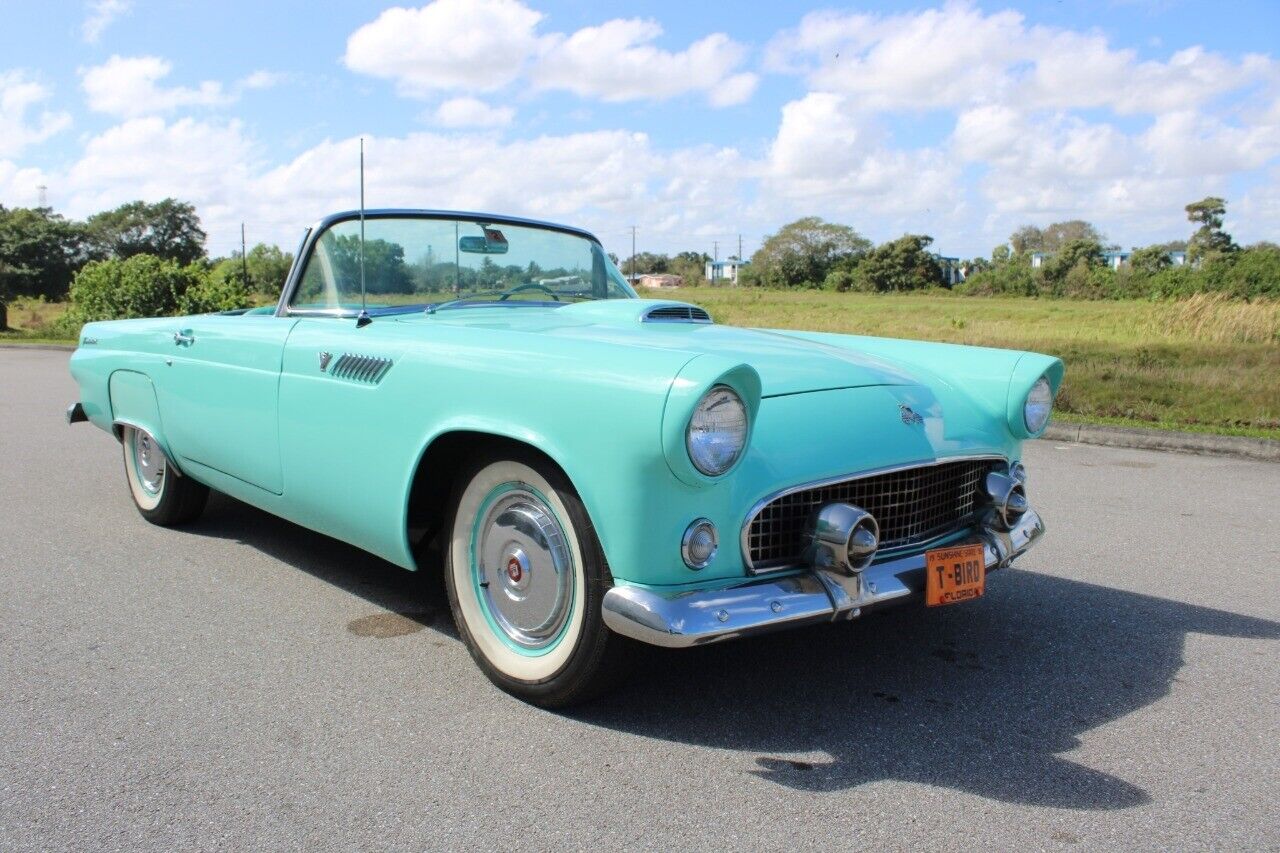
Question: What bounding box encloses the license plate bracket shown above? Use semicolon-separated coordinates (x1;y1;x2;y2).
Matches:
925;542;986;607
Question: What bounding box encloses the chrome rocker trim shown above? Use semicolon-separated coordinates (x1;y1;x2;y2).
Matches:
602;508;1044;648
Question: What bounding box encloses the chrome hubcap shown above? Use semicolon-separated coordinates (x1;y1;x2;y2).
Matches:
133;430;165;495
475;488;572;650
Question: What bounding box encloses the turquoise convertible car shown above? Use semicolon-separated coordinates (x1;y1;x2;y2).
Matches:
68;210;1061;706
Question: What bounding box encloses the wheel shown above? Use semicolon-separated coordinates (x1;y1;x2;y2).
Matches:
444;450;627;707
121;425;209;526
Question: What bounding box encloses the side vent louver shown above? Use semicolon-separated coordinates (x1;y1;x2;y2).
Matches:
642;305;713;324
329;353;393;384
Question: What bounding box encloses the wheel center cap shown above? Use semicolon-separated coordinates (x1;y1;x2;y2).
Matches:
500;546;532;597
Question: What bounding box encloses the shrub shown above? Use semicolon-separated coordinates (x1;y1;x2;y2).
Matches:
178;266;249;314
68;254;208;321
823;269;855;292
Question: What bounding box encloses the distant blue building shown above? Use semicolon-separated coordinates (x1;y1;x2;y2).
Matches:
933;255;965;286
705;258;748;284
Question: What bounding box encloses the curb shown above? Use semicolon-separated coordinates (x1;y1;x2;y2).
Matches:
0;342;75;352
1041;422;1280;462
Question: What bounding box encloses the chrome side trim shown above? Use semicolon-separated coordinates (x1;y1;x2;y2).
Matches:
328;353;393;384
739;454;1007;574
603;507;1044;648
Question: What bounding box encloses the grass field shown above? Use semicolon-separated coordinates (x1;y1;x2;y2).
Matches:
4;290;1278;440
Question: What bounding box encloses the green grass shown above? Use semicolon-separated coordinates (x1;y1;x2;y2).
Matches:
652;287;1280;441
7;291;1278;440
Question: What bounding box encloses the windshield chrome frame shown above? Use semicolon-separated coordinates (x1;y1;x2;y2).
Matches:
274;209;629;318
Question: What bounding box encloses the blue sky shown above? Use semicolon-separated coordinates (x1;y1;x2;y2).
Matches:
2;0;1278;260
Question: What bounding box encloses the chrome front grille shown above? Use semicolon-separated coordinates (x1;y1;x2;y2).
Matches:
744;459;998;571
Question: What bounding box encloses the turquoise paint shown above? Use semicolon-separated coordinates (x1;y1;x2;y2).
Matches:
69;294;1062;591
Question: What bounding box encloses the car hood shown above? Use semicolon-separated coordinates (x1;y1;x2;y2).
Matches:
396;298;918;396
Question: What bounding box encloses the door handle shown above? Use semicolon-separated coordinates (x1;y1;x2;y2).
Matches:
173;330;195;346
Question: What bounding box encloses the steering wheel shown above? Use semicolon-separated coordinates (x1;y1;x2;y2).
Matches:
499;282;560;302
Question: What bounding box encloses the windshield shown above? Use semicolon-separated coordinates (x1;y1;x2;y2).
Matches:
290;215;634;314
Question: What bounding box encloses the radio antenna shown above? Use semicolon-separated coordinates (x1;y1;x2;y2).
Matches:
356;136;371;328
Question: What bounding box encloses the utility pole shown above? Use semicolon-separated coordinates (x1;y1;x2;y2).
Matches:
240;223;249;290
738;233;743;261
713;241;719;262
629;225;637;281
37;185;48;208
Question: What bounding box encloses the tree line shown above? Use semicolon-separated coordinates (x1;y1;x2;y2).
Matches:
623;197;1277;300
0;199;291;330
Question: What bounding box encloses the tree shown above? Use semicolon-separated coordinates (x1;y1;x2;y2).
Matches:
853;235;944;292
0;206;92;318
223;242;293;295
85;199;207;265
1043;238;1104;282
1009;221;1106;255
1129;245;1173;275
750;217;870;288
1185;196;1236;263
623;252;669;275
668;250;710;286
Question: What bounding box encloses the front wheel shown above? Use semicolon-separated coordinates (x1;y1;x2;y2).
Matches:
121;425;209;526
444;451;627;707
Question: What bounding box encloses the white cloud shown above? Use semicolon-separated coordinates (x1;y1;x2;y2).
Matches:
82;0;132;44
344;0;544;94
432;97;514;128
765;92;959;216
63;117;255;236
0;70;72;159
345;0;757;107
239;70;284;91
81;56;233;117
535;19;757;105
765;2;1275;115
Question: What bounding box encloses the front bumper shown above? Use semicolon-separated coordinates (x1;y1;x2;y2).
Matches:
602;508;1044;648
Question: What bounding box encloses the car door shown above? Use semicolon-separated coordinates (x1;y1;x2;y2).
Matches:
158;313;298;494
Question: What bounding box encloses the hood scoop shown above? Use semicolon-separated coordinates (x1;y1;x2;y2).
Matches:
642;304;712;324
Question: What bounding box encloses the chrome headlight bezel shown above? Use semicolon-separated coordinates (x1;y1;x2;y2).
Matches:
686;384;748;477
1024;376;1053;433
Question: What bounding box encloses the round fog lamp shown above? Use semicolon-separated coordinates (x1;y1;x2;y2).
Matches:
681;519;719;570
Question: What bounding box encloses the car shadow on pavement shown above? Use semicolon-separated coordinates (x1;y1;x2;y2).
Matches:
575;568;1279;811
190;493;457;638
187;494;1278;812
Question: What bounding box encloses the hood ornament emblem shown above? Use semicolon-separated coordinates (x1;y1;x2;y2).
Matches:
899;404;924;426
318;351;332;372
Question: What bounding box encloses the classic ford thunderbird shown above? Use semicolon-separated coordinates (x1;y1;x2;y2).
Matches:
68;210;1061;706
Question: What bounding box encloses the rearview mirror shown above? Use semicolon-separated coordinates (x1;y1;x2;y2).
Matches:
459;227;509;255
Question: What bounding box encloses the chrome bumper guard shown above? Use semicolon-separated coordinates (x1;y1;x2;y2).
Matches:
602;508;1044;648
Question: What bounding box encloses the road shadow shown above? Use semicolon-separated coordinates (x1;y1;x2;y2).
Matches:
184;493;1278;811
574;570;1278;810
188;492;456;638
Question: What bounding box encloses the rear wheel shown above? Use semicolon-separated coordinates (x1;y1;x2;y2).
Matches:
443;451;627;707
121;425;209;526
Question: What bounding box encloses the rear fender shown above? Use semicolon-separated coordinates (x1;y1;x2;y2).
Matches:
108;370;184;475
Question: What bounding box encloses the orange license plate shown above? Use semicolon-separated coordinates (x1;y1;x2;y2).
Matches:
925;543;986;607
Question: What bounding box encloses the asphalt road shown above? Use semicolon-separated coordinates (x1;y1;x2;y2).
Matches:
2;347;1278;851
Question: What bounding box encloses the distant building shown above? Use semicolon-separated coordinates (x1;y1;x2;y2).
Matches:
1030;252;1050;269
1102;250;1131;270
636;273;684;289
933;255;965;286
1168;251;1188;266
705;258;748;284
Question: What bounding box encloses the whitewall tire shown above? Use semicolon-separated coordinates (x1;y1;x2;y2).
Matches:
120;425;209;526
444;450;626;706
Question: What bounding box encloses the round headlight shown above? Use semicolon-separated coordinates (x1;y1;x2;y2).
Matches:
1024;376;1053;433
686;385;747;476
